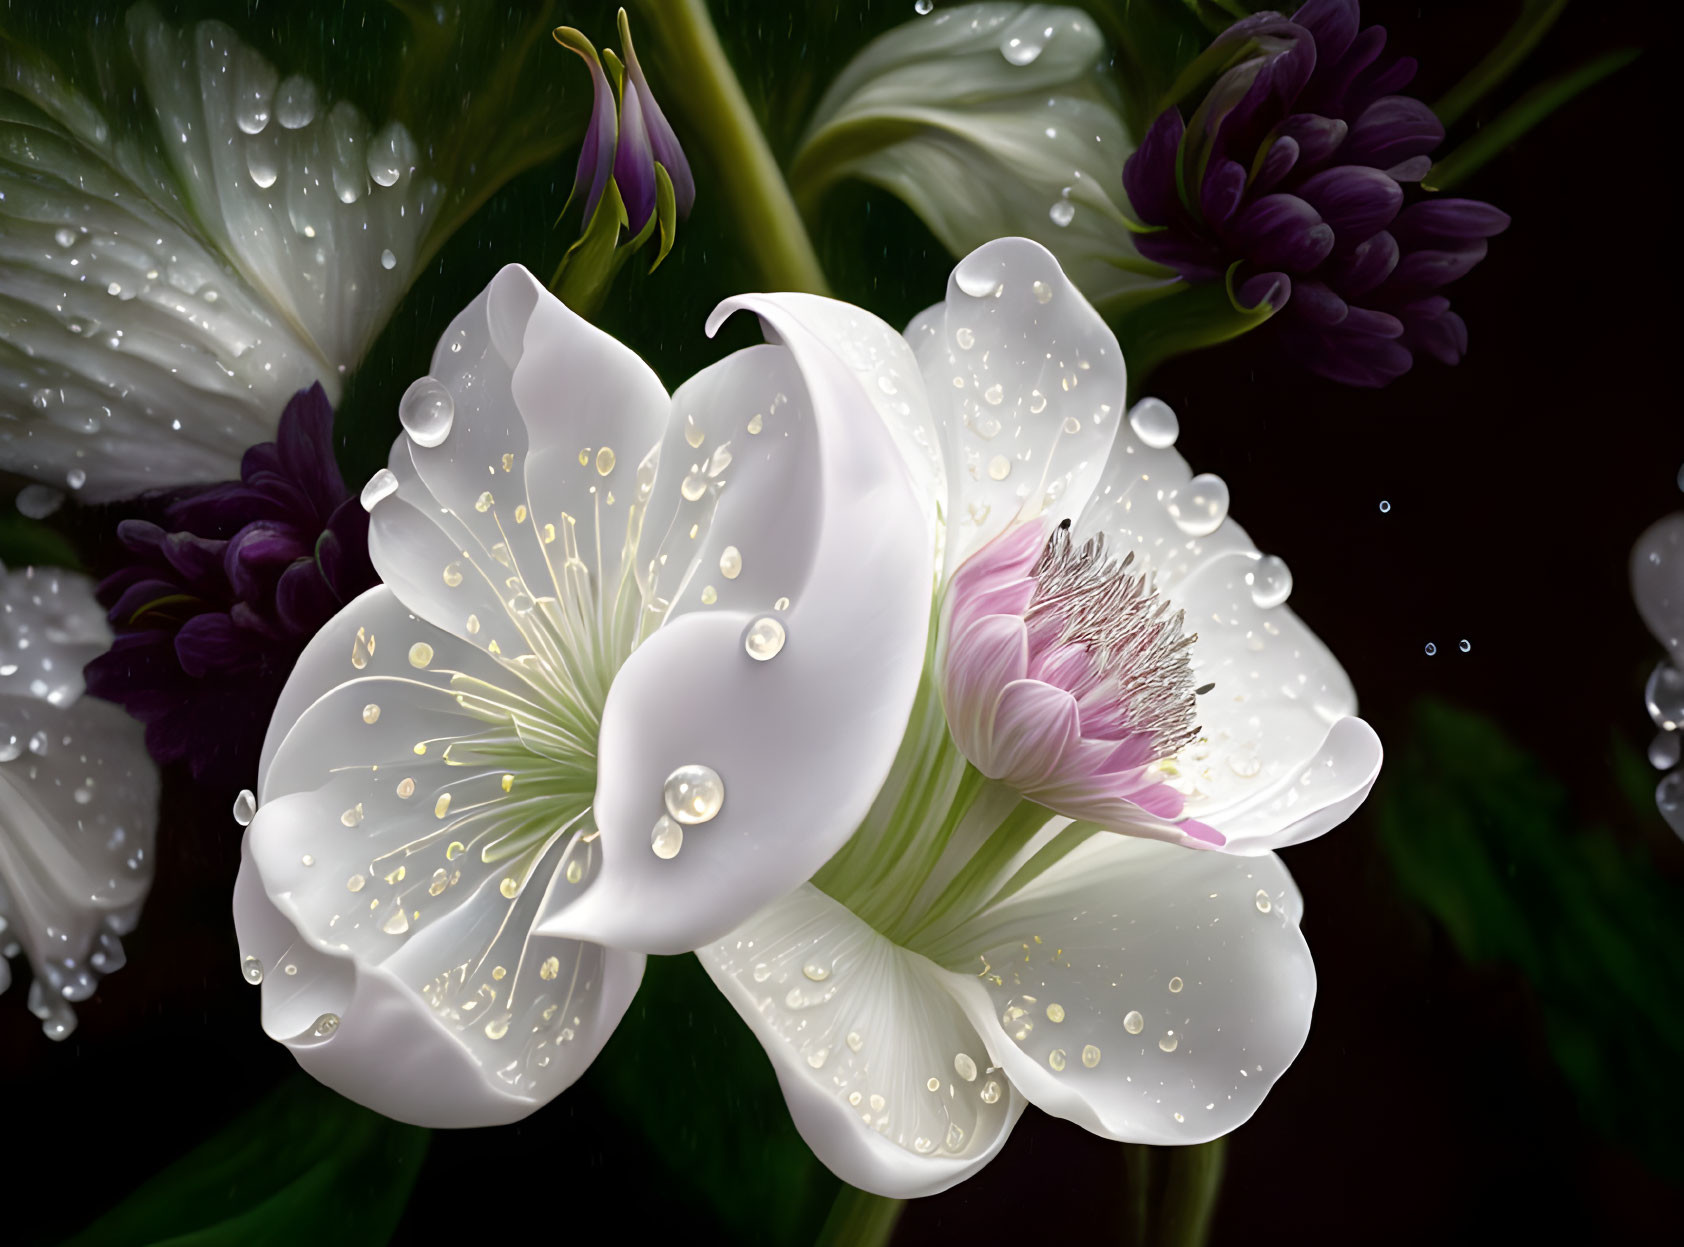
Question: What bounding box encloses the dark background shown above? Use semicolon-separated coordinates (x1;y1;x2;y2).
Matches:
1;1;1680;1243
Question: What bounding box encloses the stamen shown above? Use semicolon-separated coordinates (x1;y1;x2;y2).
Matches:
1024;520;1202;761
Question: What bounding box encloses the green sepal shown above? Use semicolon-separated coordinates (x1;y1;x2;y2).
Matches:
551;175;632;319
1107;260;1279;383
59;1075;428;1247
649;160;679;272
601;46;626;101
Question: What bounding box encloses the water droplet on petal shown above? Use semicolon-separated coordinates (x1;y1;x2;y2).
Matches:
1123;1009;1144;1035
1002;34;1043;65
311;1012;339;1037
954;1052;978;1081
399;376;455;448
1248;555;1292;608
408;642;434;669
275;75;319;129
980;1079;1002;1104
1126;398;1179;448
232;789;257;826
1168;976;1183;993
241;956;264;984
663;764;724;824
1048;1048;1067;1071
1647;662;1684;731
1649;731;1681;770
1255;889;1273;914
1082;1044;1101;1068
915;0;933;13
987;455;1011;481
1166;474;1229;536
1658;770;1684;837
381;248;397;270
651;815;683;859
719;545;743;579
744;617;786;661
1159;1031;1179;1052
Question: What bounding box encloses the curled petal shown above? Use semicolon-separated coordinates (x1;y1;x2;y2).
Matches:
1228;194;1335;272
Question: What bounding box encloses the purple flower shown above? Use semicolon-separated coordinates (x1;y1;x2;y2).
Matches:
1122;0;1509;386
84;384;376;789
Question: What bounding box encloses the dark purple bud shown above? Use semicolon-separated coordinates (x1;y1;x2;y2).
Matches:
1122;109;1184;226
1230;193;1336;271
555;27;617;223
1296;164;1402;240
1326;228;1400;295
1390;199;1511;247
621;14;694;221
1199;157;1248;228
613;67;658;235
1340;95;1444;169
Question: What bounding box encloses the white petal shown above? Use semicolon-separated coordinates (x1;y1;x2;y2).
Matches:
799;5;1161;308
1169;552;1381;849
542;295;932;954
0;562;110;706
909;238;1126;574
0;12;438;498
365;266;670;660
699;884;1025;1197
233;799;643;1127
925;835;1314;1144
0;691;156;1039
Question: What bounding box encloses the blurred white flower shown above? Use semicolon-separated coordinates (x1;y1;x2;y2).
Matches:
794;3;1171;311
0;563;157;1039
1632;490;1684;835
0;5;442;499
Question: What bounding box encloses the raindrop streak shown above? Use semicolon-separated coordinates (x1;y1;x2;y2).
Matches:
399;376;455;448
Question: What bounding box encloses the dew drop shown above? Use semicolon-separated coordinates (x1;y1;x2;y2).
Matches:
954;1052;978;1081
232;789;257;826
347;873;366;893
380;248;397;270
442;562;464;587
1424;642;1438;656
1124;1010;1145;1034
1046;1002;1065;1023
1160;1031;1179;1052
241;955;264;984
1002;34;1044;66
1127;398;1179;449
980;1079;1002;1104
15;484;64;519
719;545;743;579
382;908;410;935
744;617;787;661
565;859;584;885
1647;662;1684;731
752;962;772;983
396;778;416;799
1248;555;1292;608
500;876;520;898
1166;473;1230;536
1459;639;1472;654
1256;889;1274;913
955;326;976;349
802;962;830;982
915;0;933;12
1649;731;1681;770
987;455;1011;481
1049;198;1075;227
1379;499;1392;513
408;642;434;668
360;468;398;511
596;446;616;475
312;1012;340;1037
65;468;87;491
847;1031;864;1052
650;815;684;859
275;75;319;129
362;703;381;724
475;490;494;512
663;764;724;824
681;472;708;501
399;376;455;448
1082;1044;1101;1068
1168;976;1183;993
1032;279;1054;304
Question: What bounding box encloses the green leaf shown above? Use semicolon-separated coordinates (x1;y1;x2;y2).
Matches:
1376;699;1684;1180
585;953;840;1244
61;1075;428;1247
1424;47;1640;191
1433;0;1571;129
0;504;82;571
1106;261;1278;384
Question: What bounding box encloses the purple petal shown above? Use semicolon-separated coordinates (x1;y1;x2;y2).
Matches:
1304;24;1387;116
107;578;200;626
1252;134;1300;193
614;68;657;234
1341;96;1444;169
1326;229;1400;296
1199;157;1248;228
1291;0;1361;65
273;384;345;520
1386;155;1433;182
174;612;263;678
1289;280;1349;326
1278;309;1413;387
566;38;617;223
1229;193;1336;271
1239;270;1292;311
623;30;693;219
1296;165;1403;240
1384;241;1490;298
1275;113;1349;171
1353;54;1419;109
1122;109;1184;226
1398;296;1469;366
160;531;228;586
1390;199;1511;247
273;559;335;636
223;523;307;602
317;497;375;601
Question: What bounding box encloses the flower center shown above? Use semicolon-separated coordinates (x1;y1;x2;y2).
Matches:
1024;520;1203;766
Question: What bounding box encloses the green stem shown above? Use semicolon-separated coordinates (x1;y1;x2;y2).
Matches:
814;1184;905;1247
1433;0;1570;129
1119;1139;1228;1247
633;0;829;294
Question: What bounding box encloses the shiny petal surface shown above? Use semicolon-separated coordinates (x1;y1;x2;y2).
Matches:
699;883;1026;1197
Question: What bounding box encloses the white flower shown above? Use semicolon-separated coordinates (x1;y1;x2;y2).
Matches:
697;237;1382;1195
1632;503;1684;834
795;3;1169;313
0;563;157;1039
0;6;441;499
232;265;933;1126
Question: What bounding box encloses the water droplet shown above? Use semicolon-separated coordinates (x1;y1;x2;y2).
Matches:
700;585;718;606
500;876;520;898
983;383;1004;406
362;703;381;724
53;227;77;249
1165;473;1230;536
246;144;277;188
399;376;455;448
1228;752;1262;778
955;326;976;349
1658;769;1684;837
650;815;684;859
846;1031;864;1052
1378;500;1392;513
915;0;933;13
806;1047;829;1069
802;962;830;982
1061;416;1081;434
347;873;366;893
752;963;772;983
1424;642;1437;656
16;485;64;519
1049;198;1075;227
1649;731;1681;770
1046;1002;1065;1023
595;446;616;476
1647;662;1684;731
232;789;257;826
397;778;416;799
380;248;397;270
681;472;708;501
382;908;410;935
1248;555;1292;608
1002;34;1043;65
1123;1010;1144;1035
275;75;319;129
987;455;1011;481
663;764;724;824
1047;1046;1067;1071
954;1052;977;1081
434;793;452;819
65;468;86;491
475;490;494;512
360;468;398;510
1159;1031;1179;1052
442;562;464;588
408;642;434;669
1032;279;1053;304
744;617;787;661
340;803;364;827
926;1076;942;1092
980;1079;1002;1104
720;545;743;579
311;1012;340;1037
1082;1044;1101;1068
241;956;264;984
1255;889;1273;914
1168;976;1183;993
565;859;584;885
